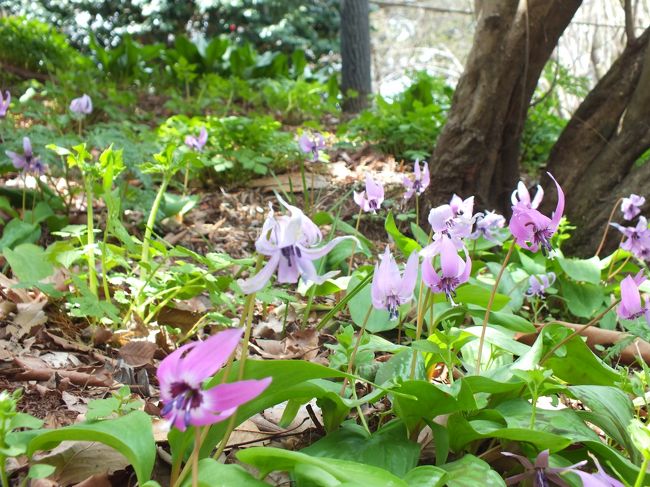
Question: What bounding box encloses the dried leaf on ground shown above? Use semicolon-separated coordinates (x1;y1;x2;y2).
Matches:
118;341;157;367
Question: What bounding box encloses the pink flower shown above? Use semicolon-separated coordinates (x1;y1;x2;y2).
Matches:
298;132;326;162
237;196;357;294
157;328;271;431
185;127;208;152
509;173;564;254
422;235;471;302
6;137;47;175
526;272;556;297
70;94;93;116
354;174;384;213
0;90;10;118
470;210;506;242
402;159;430;200
371;246;419;319
611;217;650;259
621;194;645;221
617;273;650;323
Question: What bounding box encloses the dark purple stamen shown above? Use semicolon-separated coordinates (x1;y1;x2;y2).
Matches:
280;245;302;267
369;200;378;211
535;469;549;487
162;382;203;429
385;295;400;320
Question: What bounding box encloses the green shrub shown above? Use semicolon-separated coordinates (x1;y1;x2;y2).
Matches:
157;115;301;184
343;72;452;160
0;17;83;75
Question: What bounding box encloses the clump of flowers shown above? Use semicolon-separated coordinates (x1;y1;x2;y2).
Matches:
185;127;208;152
470;210;506;242
70;94;93;116
157;328;271;431
526;272;556;297
371;246;419;320
237;196;357;294
621;194;645;221
298;132;326;162
6;137;47;175
422;235;471;303
354;174;384;214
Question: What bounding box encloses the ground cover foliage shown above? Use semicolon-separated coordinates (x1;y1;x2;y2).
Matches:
1;13;650;487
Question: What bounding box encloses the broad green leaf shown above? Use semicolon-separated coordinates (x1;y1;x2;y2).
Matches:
403;466;447;487
180;459;268;486
27;411;155;484
0;219;40;251
439;455;505;487
347;272;394;332
302;421;419;477
467;306;536;333
455;284;509;310
556;256;602;284
385;211;420;258
3;244;54;283
392;380;463;433
237;447;408;486
560;280;605;318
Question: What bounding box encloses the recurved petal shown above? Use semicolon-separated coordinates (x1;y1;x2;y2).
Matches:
202;378;272;415
547;172;565;229
397;250;419;301
421;162;430;189
299;134;313;153
179;328;244;386
531;184;544;209
238;253;281;294
439;237;461;278
619;275;642;319
421;256;441;290
299;236;358;260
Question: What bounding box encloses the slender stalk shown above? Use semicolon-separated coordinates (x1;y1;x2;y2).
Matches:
182;161;190;198
101;221;111;300
415;194;420;228
310;168;316;216
351;384;371;435
172;426;211;487
140;176;170;270
192;427;200;487
347;207;363;275
411;231;435;379
634;457;648;487
595;197;623;257
605;238;625;281
539;299;620;365
300;160;309;214
85;177;98;297
21;175;26;217
341;305;373;395
0;454;8;487
607;255;632;281
475;243;515;374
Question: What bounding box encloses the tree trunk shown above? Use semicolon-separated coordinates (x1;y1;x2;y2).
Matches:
544;27;650;255
340;0;371;113
424;0;581;214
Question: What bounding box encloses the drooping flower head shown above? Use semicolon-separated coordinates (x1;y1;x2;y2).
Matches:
6;137;47;175
509;173;564;255
354;174;384;213
573;454;624;487
526;272;556;297
422;235;471;303
512;181;544;210
617;273;650;324
424;195;475;254
470;210;506;242
611;217;650;259
185;127;208;152
502;450;588;486
402;159;430;200
621;194;645;221
157;328;271;431
298;132;326;162
69;94;93;116
237;196;357;294
0;91;10;118
371;246;419;320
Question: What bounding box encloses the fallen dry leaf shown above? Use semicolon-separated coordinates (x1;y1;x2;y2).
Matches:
118;340;157;367
11;300;48;340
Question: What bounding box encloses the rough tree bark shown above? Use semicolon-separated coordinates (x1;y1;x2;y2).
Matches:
340;0;371;113
424;0;582;213
543;27;650;255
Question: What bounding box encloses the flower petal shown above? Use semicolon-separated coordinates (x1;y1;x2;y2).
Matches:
238;252;281;294
179;328;244;387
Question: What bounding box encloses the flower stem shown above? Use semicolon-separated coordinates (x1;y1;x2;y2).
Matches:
475;242;514;374
595;197;622;257
415;194;420;228
634;456;648;487
341;305;373;396
347;207;363;275
539;299;620;366
310;168;316;216
300;160;309;214
0;454;8;487
191;427;200;487
607;255;632;281
85;177;98;297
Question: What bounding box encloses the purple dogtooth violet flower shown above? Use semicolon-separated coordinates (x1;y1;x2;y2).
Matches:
502;449;589;487
371;246;419;320
611;217;650;259
509;172;564;255
470;210;506;242
617;272;650;323
0;90;10;117
422;195;475;256
157;328;271;432
69;94;93;115
298;132;326;162
6;137;47;175
354;173;384;213
422;235;471;303
237;196;358;294
402;159;430;200
526;272;556;297
573;454;624;487
621;194;645;221
185;127;208;152
512;180;544;210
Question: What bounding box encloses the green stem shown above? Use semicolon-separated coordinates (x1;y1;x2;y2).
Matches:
415;194;420;227
300;160;309;214
85;177;98;297
101;220;110;300
0;454;8;487
341;305;373;395
475;242;514;374
141;176;170;270
529;387;538;430
347;206;363;276
634;456;648;487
